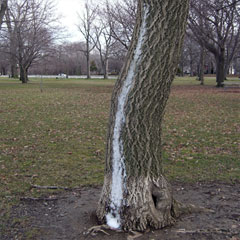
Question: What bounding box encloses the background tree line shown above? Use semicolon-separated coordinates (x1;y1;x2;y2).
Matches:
0;0;240;86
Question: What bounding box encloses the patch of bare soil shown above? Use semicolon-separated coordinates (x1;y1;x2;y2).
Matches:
2;182;240;240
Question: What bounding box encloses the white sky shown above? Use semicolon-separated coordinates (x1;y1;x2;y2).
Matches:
57;0;84;42
57;0;105;42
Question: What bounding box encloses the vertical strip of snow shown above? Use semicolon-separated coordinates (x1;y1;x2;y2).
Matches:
106;5;149;229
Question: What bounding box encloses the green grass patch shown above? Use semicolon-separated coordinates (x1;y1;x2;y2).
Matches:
0;76;239;236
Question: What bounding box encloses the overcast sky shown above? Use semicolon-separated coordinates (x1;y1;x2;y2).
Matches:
57;0;84;41
57;0;106;42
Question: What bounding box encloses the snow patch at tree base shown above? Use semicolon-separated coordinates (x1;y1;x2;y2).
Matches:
106;213;121;229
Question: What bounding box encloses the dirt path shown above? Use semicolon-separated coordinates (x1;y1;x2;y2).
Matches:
2;182;240;240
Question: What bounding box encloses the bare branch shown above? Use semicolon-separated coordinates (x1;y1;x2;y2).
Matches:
217;0;240;10
0;0;8;29
76;0;98;78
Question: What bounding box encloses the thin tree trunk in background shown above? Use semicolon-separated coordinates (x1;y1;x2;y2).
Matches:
20;66;28;83
189;47;194;76
97;0;190;231
104;58;109;79
224;63;230;80
215;50;225;87
11;63;18;78
199;45;205;85
181;62;184;76
5;8;18;78
86;51;91;79
1;66;6;75
10;40;18;78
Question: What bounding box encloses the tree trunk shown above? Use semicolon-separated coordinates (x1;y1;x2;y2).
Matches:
103;58;109;79
215;50;225;87
224;63;230;81
19;66;28;83
6;8;17;78
190;60;194;76
97;0;189;231
10;50;18;78
1;66;6;75
86;41;91;79
85;54;90;79
189;48;194;77
86;54;91;79
180;62;184;76
198;46;205;85
11;64;18;78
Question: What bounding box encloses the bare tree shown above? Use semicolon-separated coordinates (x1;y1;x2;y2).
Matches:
5;8;18;77
52;42;86;76
188;0;240;87
93;5;118;79
77;0;98;79
104;0;137;51
184;35;200;76
97;0;190;231
0;0;7;29
94;27;111;79
0;43;8;74
4;0;59;83
27;40;123;76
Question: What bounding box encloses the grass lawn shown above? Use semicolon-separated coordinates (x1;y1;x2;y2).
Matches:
0;76;239;229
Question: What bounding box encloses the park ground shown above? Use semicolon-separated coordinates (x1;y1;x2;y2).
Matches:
0;77;239;239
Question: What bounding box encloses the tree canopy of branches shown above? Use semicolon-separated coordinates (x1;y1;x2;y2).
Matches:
93;3;119;79
77;0;98;79
2;0;59;83
188;0;240;87
104;0;137;51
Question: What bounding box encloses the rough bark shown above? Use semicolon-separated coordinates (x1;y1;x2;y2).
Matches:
97;0;190;231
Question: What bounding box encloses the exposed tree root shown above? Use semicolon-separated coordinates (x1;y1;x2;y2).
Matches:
85;199;214;238
84;225;144;239
30;185;72;190
172;199;215;217
97;175;215;232
127;230;143;240
84;224;122;236
175;227;237;236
